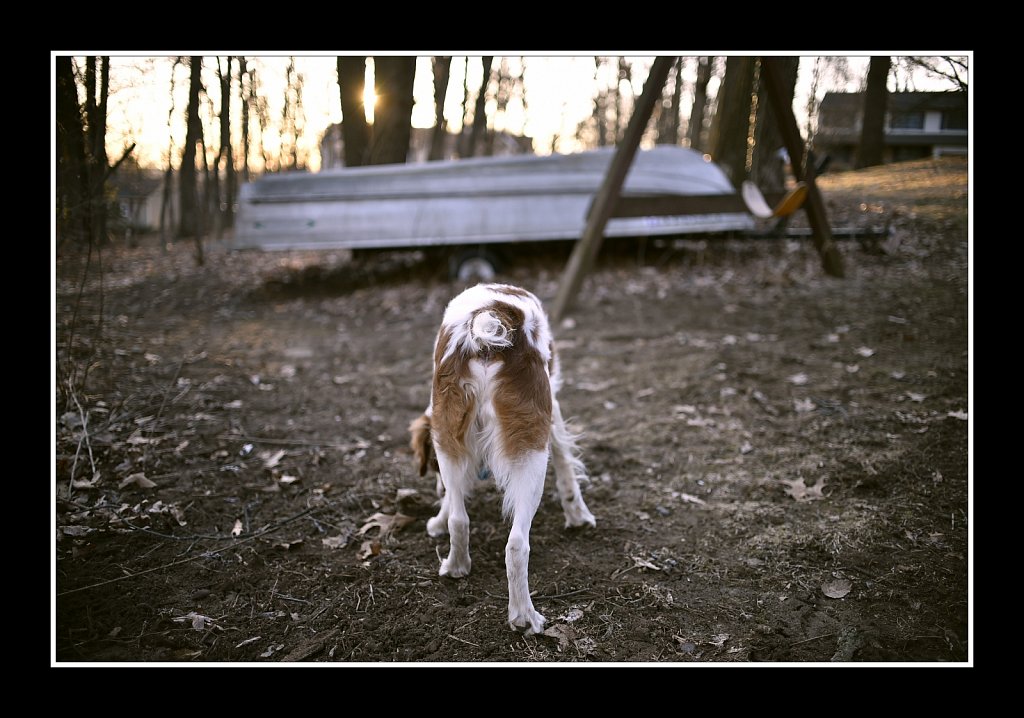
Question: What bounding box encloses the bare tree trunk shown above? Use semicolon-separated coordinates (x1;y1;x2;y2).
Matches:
459;57;471;157
337;56;369;167
159;167;173;249
687;56;712;151
469;56;493;157
159;59;180;249
367;56;416;165
658;56;683;144
178;56;203;238
239;57;250;183
56;56;88;244
708;56;755;187
218;56;234;230
429;56;452;161
83;57;109;245
855;56;891;169
205;89;221;236
280;57;305;170
594;57;607;148
615;57;632;143
197;132;208;264
752;56;798;192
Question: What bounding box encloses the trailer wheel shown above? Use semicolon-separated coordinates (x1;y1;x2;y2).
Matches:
449;248;501;282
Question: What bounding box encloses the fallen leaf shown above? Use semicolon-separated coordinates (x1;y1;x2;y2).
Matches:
322;535;347;550
541;624;578;652
395;488;419;501
231;519;243;537
630;556;661;571
906;392;926;403
235;636;262;648
280;364;297;378
279;474;300;484
276;539;304;550
559;608;584;623
62;525;93;537
108;627;122;638
740;441;753;454
947;410;968;421
788;372;809;386
679;493;706;506
144;353;161;364
932;470;943;484
708;633;730;648
260;643;285;658
172;612;214;631
358;511;415;540
262;449;286;469
891;370;906;380
71;473;102;489
223;400;243;409
119;473;156;490
855;346;875;358
780;477;827;502
356;539;381;559
846;364;860;373
125;431;154;445
793;398;815;413
822;578;852;599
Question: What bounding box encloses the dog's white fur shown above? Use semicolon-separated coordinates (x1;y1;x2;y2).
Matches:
410;283;595;634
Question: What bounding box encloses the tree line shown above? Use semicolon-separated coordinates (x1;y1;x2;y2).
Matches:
55;55;967;251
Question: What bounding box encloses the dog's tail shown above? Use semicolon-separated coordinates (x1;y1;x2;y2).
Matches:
409;413;436;478
468;309;514;352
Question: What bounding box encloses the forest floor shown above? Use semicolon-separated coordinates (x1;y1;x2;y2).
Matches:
54;157;969;663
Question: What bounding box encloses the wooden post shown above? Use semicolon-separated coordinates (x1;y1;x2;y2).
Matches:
551;56;674;321
759;57;844;278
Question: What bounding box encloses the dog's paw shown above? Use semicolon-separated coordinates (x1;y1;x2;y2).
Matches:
439;555;471;578
426;515;449;538
509;606;546;636
563;501;596;529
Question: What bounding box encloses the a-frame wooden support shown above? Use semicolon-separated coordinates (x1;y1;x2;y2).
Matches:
550;57;675;322
759;57;844;278
551;56;843;322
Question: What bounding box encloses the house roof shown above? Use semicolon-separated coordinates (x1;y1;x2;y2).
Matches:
819;91;967;115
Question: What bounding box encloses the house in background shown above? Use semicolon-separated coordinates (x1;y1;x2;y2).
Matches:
319;124;533;169
814;91;967;169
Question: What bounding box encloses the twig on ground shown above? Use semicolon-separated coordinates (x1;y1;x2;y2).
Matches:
790;632;836;647
67;383;97;496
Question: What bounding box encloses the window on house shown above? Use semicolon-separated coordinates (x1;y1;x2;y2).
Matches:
890;111;925;130
942;109;967;130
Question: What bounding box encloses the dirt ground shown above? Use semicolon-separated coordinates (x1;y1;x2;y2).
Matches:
54;158;970;663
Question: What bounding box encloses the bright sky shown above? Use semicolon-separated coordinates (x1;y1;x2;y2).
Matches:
88;54;966;173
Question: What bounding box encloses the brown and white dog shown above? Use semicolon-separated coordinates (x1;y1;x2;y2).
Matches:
409;283;595;634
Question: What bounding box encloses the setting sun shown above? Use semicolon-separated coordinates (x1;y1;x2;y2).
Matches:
363;85;377;124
